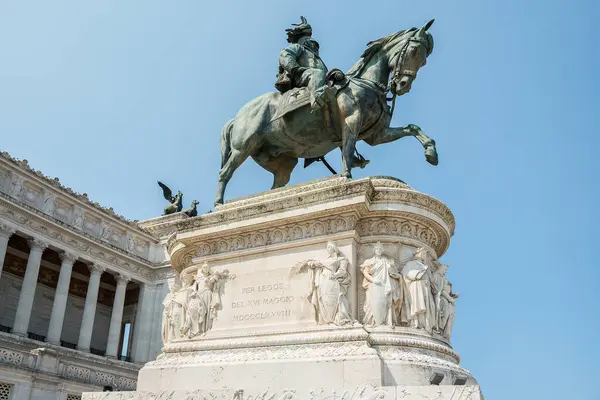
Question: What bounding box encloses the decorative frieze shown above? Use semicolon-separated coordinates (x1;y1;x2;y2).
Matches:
0;195;155;281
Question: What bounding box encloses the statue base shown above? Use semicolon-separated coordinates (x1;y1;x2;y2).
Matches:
83;176;482;400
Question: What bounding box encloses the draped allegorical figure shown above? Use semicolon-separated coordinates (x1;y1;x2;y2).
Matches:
360;243;408;327
401;247;437;334
181;263;234;338
293;241;354;325
432;262;458;338
162;275;190;343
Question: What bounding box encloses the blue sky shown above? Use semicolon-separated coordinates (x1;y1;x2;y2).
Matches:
1;1;598;398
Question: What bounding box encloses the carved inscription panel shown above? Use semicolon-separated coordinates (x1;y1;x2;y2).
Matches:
212;266;315;332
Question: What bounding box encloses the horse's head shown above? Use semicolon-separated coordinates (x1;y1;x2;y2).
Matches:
386;19;434;96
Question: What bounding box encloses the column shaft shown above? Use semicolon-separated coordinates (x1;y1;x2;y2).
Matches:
105;274;130;358
46;252;76;344
0;224;16;279
77;264;104;352
131;283;154;362
13;238;48;336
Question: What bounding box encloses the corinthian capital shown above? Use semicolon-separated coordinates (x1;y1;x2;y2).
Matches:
59;251;78;264
88;263;106;276
0;223;16;239
28;238;49;251
115;273;131;285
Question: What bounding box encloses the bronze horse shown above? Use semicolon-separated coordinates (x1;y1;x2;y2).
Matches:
215;20;438;206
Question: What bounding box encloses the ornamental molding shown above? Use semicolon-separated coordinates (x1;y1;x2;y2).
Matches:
0;195;156;282
164;177;453;271
0;152;155;238
171;176;453;235
163;327;370;353
153;341;376;366
377;346;468;374
170;212;448;271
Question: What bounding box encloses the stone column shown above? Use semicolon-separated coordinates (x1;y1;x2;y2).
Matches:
131;283;155;362
46;251;77;345
106;273;131;358
12;238;48;336
0;223;16;279
77;263;105;352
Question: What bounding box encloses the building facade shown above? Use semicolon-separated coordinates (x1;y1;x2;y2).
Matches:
0;152;174;400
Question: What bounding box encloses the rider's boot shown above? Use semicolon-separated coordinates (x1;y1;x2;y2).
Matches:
310;86;336;111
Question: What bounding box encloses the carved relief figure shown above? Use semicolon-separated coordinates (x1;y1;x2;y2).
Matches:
401;247;436;333
162;276;191;342
127;236;135;252
161;286;176;344
181;263;234;338
43;191;56;215
73;208;84;229
10;176;23;198
432;263;458;339
360;242;407;327
293;241;353;325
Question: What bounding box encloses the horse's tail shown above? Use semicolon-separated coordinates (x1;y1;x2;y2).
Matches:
220;119;234;168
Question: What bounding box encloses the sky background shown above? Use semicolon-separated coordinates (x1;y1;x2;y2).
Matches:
1;1;599;398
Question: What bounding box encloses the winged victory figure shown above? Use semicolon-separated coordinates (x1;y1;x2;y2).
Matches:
158;181;184;215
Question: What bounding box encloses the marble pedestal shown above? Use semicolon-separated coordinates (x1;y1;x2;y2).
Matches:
84;176;482;400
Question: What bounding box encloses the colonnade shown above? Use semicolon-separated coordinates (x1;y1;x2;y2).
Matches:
0;223;154;362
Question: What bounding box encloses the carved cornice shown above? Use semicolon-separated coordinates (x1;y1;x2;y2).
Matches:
0;151;150;233
0;191;154;263
0;195;155;281
166;177;453;271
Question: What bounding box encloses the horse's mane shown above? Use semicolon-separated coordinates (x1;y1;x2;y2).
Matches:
346;28;417;78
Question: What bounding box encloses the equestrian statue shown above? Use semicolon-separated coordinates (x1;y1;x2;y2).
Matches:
215;17;438;206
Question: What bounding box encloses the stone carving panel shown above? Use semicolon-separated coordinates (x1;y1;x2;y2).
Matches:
73;207;84;229
54;198;73;223
193;216;357;258
292;241;355;326
65;364;91;381
8;174;24;199
93;371;117;386
0;348;23;365
22;181;42;206
355;243;459;339
83;214;101;236
0;168;9;193
42;190;56;215
118;376;137;390
163;263;235;341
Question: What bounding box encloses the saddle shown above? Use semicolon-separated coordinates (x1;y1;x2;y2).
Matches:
271;69;348;122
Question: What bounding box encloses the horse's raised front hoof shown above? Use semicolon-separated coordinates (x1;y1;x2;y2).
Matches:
425;146;439;166
408;123;422;134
